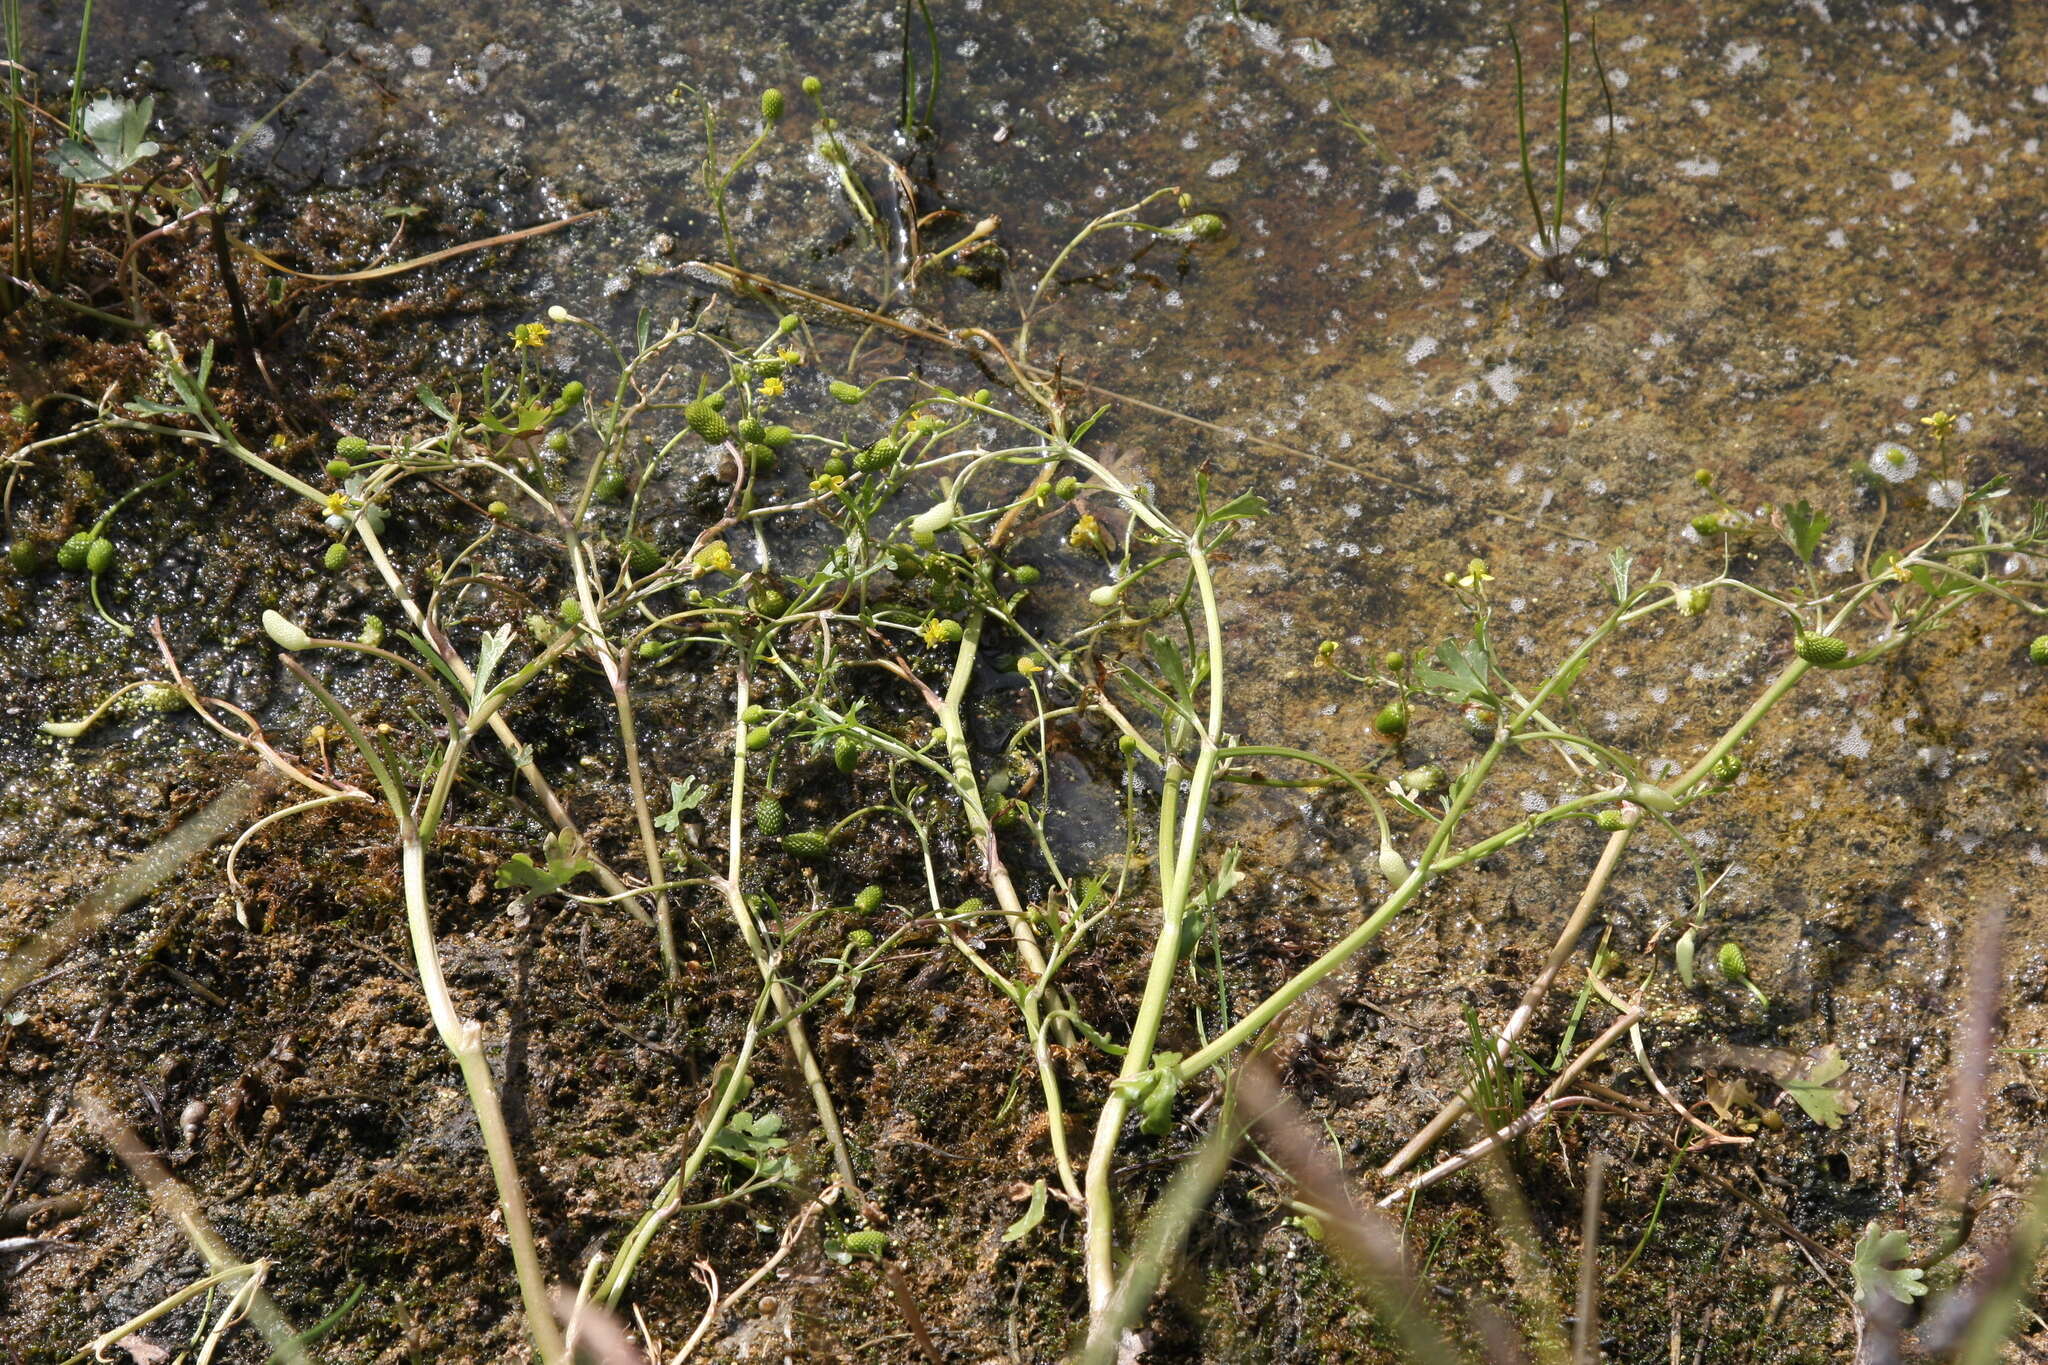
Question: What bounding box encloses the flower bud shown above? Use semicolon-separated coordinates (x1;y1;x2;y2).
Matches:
1628;781;1679;814
1372;700;1408;741
801;76;822;97
910;500;957;538
1377;837;1409;884
263;610;312;652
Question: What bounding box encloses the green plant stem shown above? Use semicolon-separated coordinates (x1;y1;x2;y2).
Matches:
285;656;562;1363
1507;18;1550;260
934;609;1081;1199
1553;0;1572;256
725;655;865;1205
401;836;565;1363
1082;532;1227;1316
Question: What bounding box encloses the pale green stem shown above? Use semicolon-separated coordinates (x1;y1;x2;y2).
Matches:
1083;536;1227;1315
402;837;565;1364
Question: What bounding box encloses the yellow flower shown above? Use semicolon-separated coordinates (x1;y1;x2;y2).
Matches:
1919;409;1959;440
1017;655;1044;676
324;491;351;516
692;541;736;576
1068;513;1113;555
760;375;785;397
1454;558;1494;591
512;322;551;349
808;472;847;495
921;617;951;646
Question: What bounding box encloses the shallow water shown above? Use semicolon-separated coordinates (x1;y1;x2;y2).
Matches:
6;0;2048;1358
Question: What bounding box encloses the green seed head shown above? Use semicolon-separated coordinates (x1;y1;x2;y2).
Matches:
1710;752;1742;784
761;87;785;122
559;381;586;407
1183;213;1226;240
1692;468;1715;488
326;458;353;479
834;736;862;773
58;531;94;572
85;537;114;577
763;424;795;449
359;615;385;648
846;927;875;949
1676;585;1713;617
1372;701;1408;741
1795;632;1849;666
8;538;37;574
558;596;585;626
1717;941;1748;979
737;417;768;444
594;464;628;500
755;796;787;836
334;435;370;461
323;541;349;573
1011;563;1041;586
746;725;775;752
828;380;864;405
783;830;831;859
1594;808;1629;832
854;885;883;914
1382;650;1408;672
778;314;801;335
1118;734;1139;756
685;400;730;443
1690;513;1726;537
822;456;848;479
487;500;511;520
546;429;571;455
1053;476;1082;500
742;704;768;724
853;438;900;473
842;1229;888;1259
625;538;661;574
801;75;822;97
2029;635;2048;666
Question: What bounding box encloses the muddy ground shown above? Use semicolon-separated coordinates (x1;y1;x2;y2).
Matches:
3;0;2047;1360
